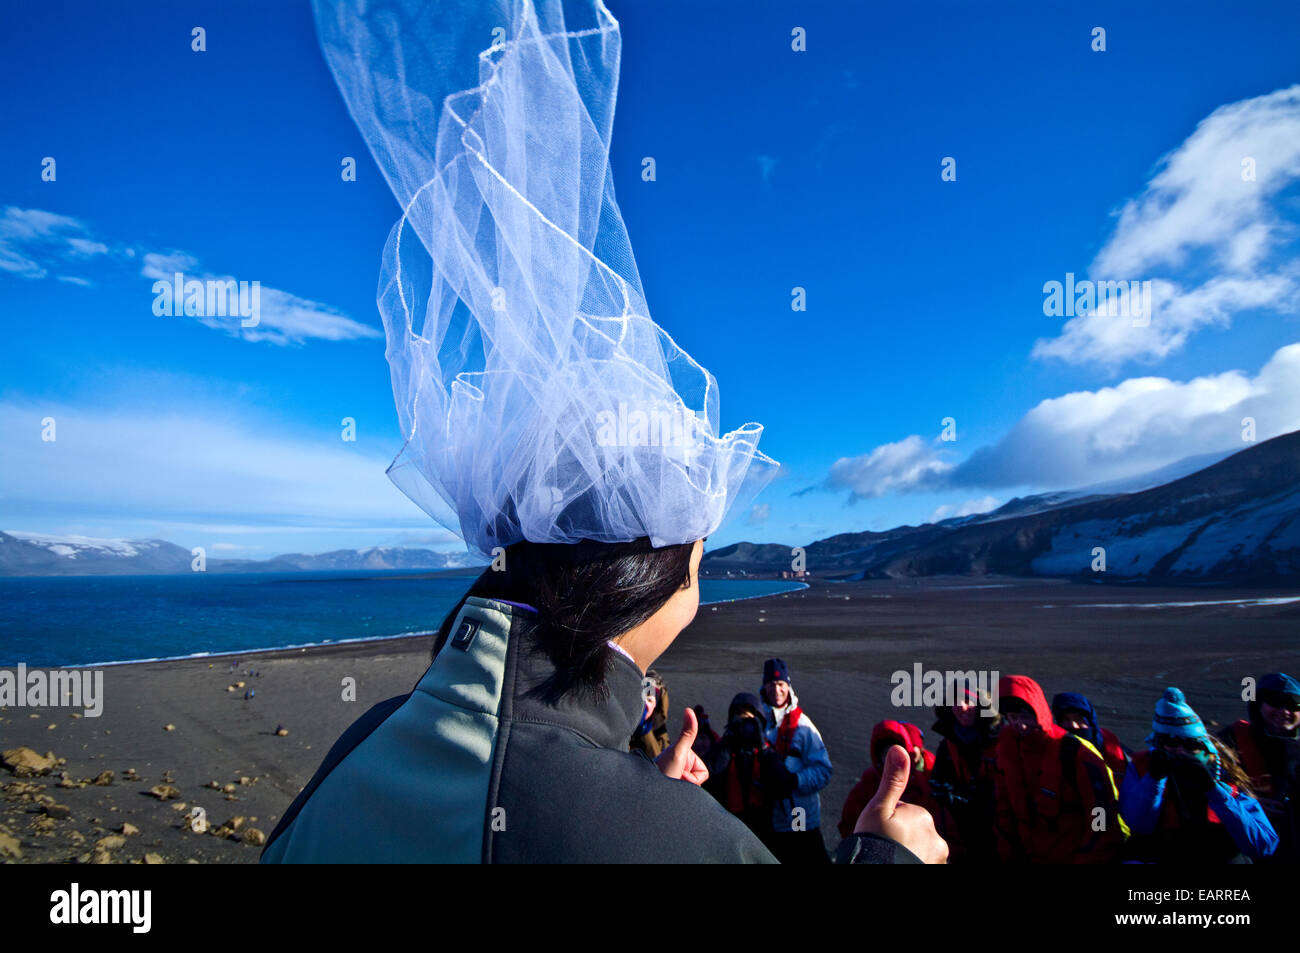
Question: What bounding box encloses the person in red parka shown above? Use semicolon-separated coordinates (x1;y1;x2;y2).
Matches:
1216;672;1299;862
838;720;936;839
929;687;1000;864
994;675;1127;863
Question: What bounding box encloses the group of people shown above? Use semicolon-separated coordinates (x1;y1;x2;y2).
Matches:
630;658;834;863
632;662;1299;864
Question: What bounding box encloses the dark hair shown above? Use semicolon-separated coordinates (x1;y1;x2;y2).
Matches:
1209;736;1254;794
432;537;697;702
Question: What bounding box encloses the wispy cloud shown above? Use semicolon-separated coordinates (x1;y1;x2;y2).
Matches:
814;434;956;502
0;206;110;281
0;205;377;347
1034;84;1300;366
141;251;381;346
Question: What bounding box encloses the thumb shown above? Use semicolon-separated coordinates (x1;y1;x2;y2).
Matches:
677;705;699;747
865;744;911;818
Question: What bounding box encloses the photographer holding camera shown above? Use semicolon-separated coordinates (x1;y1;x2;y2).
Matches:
705;693;799;841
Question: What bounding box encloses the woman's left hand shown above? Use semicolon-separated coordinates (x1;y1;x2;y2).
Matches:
656;707;710;786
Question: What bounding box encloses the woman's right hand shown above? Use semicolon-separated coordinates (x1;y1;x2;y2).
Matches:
853;744;949;864
655;706;710;786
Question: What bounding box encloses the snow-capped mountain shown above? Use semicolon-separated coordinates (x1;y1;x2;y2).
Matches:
0;533;195;574
707;430;1300;585
0;533;483;576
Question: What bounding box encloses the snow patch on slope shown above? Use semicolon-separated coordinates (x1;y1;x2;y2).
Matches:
6;532;152;557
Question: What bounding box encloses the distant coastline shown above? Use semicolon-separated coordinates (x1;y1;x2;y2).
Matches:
0;574;807;668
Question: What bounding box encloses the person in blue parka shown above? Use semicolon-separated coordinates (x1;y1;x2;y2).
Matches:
759;657;834;864
1120;687;1278;864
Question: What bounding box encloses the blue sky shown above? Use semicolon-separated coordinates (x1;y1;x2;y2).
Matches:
2;0;1299;559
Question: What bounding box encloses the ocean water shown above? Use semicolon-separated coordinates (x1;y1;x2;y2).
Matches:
0;572;806;667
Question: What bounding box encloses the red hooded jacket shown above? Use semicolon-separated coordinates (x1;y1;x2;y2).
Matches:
930;709;1000;864
838;720;936;839
994;676;1126;864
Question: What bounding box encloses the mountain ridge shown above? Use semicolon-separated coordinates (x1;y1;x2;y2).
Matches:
704;430;1300;585
0;533;484;577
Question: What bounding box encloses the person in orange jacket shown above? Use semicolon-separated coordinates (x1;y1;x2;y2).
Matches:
994;675;1127;863
838;719;935;839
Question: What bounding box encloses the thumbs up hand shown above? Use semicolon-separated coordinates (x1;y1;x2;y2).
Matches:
853;744;948;864
656;706;710;786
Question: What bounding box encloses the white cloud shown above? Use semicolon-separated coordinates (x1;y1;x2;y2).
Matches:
928;496;999;524
66;237;109;257
822;435;954;501
824;341;1300;499
140;251;197;277
0;206;109;280
746;503;771;525
0;207;376;347
1034;84;1300;365
141;251;381;346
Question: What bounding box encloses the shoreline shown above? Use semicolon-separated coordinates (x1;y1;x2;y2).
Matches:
3;575;1298;864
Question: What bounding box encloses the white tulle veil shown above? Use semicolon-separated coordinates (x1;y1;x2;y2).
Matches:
312;0;778;557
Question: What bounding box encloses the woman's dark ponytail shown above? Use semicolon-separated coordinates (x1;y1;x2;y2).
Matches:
432;537;697;702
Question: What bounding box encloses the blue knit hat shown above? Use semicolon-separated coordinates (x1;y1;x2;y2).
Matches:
1146;686;1208;744
1260;672;1300;704
762;658;790;685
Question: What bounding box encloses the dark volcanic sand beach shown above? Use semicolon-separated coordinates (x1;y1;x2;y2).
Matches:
3;577;1298;863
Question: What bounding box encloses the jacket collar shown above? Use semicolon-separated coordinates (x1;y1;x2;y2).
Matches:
467;597;646;752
